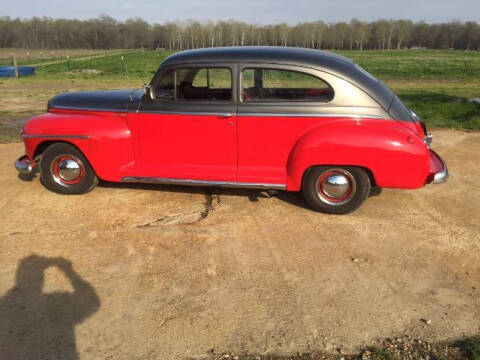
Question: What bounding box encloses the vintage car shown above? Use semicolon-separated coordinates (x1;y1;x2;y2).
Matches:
15;47;448;214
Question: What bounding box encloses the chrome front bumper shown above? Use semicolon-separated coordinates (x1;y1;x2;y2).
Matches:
15;155;37;175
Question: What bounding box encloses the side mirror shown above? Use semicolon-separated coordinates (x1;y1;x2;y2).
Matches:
143;84;155;100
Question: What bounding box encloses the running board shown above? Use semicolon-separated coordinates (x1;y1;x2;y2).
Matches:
121;177;286;190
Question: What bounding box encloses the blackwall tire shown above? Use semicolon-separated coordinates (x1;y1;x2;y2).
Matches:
39;143;98;195
302;166;371;214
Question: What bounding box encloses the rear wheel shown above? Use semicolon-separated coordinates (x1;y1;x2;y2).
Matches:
302;166;371;214
40;143;98;194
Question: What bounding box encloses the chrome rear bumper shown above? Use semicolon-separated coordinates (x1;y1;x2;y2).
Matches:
15;155;37;175
429;150;448;184
433;160;448;184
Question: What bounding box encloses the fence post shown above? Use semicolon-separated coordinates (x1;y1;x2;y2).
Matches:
12;53;19;78
66;55;70;71
121;56;129;79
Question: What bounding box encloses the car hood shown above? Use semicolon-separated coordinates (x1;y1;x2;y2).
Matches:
48;89;142;112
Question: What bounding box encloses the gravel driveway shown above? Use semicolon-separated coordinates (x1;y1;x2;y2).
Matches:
0;129;479;359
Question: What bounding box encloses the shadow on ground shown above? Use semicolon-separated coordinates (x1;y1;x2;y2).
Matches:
0;254;100;360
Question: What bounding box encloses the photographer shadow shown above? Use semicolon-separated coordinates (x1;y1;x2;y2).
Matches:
0;254;100;360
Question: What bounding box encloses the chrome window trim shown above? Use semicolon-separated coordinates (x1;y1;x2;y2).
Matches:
121;177;286;190
239;66;335;104
47;108;385;119
50;106;127;113
237;113;384;119
149;62;237;105
134;110;235;117
133;110;384;119
22;134;89;139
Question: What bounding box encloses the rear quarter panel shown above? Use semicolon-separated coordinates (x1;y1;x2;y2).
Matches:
286;118;430;190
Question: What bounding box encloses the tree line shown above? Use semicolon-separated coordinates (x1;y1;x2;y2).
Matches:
1;16;479;51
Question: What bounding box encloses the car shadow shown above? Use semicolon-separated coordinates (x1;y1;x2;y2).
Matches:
100;181;382;210
17;167;40;182
0;254;100;360
99;181;314;210
17;173;37;182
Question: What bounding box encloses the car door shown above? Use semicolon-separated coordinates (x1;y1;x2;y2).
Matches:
236;64;336;185
131;64;237;181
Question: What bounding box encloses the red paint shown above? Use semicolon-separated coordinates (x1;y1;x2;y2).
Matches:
128;112;237;181
24;109;134;182
22;108;445;191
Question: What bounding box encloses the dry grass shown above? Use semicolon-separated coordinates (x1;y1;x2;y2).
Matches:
0;48;126;60
0;78;141;112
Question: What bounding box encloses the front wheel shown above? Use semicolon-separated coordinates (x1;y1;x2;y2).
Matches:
40;143;98;195
302;166;371;214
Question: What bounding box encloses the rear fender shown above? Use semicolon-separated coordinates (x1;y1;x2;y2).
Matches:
286;118;430;191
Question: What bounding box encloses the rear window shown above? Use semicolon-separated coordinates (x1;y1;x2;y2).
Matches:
242;68;333;102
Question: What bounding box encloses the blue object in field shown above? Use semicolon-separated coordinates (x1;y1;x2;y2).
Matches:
0;66;35;77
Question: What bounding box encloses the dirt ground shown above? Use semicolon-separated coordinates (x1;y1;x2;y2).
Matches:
0;79;139;112
0;129;479;359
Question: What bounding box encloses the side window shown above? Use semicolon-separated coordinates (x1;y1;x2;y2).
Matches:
155;70;175;100
242;68;333;102
155;67;232;102
192;69;207;87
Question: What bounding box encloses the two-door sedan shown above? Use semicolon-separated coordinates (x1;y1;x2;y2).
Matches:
15;47;448;214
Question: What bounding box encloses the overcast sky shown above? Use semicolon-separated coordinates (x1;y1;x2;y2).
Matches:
3;0;479;24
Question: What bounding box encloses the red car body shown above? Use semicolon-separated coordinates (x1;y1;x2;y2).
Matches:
23;109;439;190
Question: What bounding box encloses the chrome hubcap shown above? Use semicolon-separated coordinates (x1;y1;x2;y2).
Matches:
58;159;81;181
322;174;350;198
316;169;356;205
51;155;85;187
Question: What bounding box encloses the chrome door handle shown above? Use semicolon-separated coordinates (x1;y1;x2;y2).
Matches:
218;113;233;118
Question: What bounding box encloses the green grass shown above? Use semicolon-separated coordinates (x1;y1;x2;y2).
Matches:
0;120;21;143
399;92;480;129
369;348;399;360
33;50;173;82
21;49;480;81
458;337;480;360
337;49;480;80
1;49;479;131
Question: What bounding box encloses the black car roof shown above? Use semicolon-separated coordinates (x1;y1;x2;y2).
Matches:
162;46;353;70
159;47;395;110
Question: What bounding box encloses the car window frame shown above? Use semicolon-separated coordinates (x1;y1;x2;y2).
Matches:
149;63;236;105
238;63;335;106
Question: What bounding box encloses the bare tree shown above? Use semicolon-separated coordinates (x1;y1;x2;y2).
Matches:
0;16;478;51
393;20;413;49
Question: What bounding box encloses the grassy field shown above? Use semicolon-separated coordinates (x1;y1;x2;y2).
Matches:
0;49;479;141
0;48;130;66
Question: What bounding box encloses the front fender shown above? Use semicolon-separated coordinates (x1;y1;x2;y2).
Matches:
23;110;134;181
286;118;430;191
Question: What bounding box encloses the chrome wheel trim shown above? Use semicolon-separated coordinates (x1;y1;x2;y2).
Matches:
50;155;85;187
315;168;356;205
58;159;81;181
